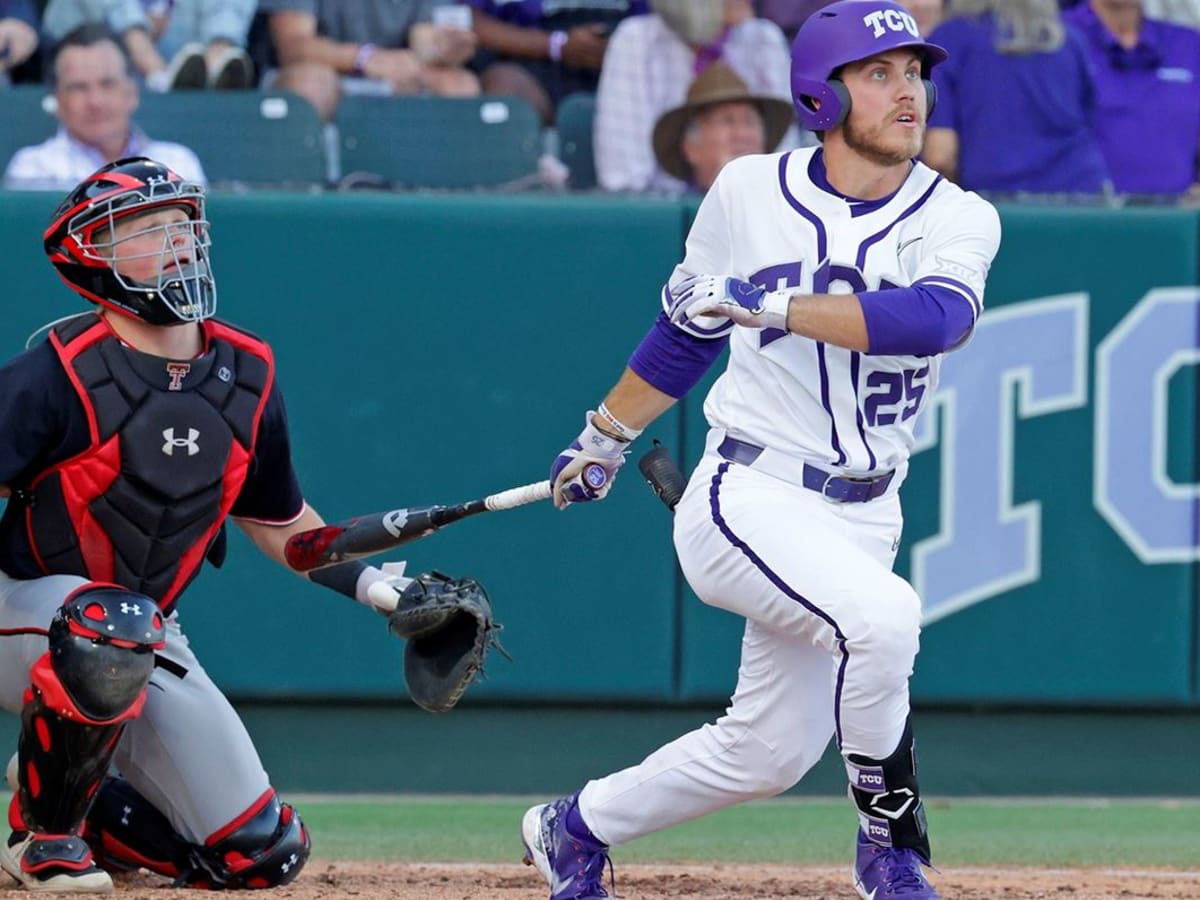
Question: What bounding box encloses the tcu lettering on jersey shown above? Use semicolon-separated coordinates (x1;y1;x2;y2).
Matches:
667;148;999;475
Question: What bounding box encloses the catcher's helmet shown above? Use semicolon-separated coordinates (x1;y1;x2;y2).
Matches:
44;157;216;325
791;0;948;133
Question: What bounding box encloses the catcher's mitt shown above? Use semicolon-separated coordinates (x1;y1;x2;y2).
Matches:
386;571;508;713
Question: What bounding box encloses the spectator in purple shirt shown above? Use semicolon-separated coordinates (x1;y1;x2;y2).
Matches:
924;0;1111;195
1064;0;1200;196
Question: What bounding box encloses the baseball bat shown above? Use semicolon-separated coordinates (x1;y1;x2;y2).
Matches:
284;463;608;572
638;441;687;512
286;479;553;572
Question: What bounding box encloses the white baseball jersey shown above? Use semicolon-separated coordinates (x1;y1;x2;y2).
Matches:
667;146;1002;477
576;149;1002;851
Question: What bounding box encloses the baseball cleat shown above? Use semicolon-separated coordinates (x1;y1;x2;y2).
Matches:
0;831;113;893
853;829;940;899
521;795;612;900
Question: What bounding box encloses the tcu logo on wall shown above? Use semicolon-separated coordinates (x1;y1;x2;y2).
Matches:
863;8;919;38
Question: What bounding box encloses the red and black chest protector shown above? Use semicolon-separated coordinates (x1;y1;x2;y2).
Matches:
25;314;273;612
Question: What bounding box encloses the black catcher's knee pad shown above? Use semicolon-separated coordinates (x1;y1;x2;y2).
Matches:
39;584;166;722
845;718;931;861
197;792;311;889
14;585;165;835
87;781;310;890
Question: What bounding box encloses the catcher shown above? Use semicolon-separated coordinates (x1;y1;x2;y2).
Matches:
0;157;502;892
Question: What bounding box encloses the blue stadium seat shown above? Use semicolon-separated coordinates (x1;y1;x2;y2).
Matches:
556;93;597;190
136;91;327;187
335;94;541;190
0;89;327;189
0;86;59;176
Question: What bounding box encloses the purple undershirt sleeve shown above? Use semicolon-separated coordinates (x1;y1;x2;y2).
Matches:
858;284;975;356
628;312;729;399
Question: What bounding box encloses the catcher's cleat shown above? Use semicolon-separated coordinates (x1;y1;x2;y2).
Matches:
853;829;940;899
521;795;613;900
0;831;113;893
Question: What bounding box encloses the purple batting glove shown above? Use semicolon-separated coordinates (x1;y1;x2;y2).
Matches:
550;413;629;509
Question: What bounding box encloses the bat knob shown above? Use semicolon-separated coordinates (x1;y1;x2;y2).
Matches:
638;442;687;512
582;463;608;490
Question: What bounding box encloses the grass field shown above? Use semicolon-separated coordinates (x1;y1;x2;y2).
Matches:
296;795;1200;868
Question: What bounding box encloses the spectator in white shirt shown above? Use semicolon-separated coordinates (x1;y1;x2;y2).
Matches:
3;24;206;191
594;0;801;193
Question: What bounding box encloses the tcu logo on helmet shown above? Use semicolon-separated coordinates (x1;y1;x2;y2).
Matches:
863;8;919;38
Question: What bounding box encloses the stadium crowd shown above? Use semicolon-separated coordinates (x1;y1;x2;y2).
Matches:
1;0;1198;201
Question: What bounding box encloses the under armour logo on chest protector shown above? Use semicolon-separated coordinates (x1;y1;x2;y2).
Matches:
162;427;200;457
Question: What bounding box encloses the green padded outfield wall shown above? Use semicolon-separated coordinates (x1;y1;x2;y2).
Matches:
0;192;684;701
1;192;1198;706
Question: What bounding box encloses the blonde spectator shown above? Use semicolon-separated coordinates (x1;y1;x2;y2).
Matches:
923;0;1110;194
595;0;801;193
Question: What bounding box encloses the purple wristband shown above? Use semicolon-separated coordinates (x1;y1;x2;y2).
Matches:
352;42;377;76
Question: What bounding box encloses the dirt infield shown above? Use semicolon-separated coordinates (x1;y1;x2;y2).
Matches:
2;862;1197;899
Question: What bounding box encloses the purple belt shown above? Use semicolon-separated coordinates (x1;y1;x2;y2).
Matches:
716;437;895;503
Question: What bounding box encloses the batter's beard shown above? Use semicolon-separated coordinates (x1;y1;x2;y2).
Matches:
843;117;922;168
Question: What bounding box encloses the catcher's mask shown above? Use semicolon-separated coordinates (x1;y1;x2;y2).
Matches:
44;156;216;325
790;0;947;134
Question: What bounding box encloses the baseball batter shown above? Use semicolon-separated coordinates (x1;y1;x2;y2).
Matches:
0;157;428;892
522;3;1000;899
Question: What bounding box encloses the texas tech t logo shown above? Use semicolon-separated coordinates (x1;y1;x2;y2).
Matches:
162;427;200;457
165;362;191;391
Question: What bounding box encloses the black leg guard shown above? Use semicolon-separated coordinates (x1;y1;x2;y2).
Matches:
197;792;310;889
13;585;165;836
87;779;310;890
86;777;194;879
845;719;932;862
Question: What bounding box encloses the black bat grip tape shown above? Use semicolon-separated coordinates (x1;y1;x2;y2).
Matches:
638;442;687;512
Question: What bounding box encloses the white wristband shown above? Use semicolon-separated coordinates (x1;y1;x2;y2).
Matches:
594;402;642;442
760;289;792;332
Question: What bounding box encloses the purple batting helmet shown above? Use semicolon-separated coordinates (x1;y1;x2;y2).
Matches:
791;0;948;132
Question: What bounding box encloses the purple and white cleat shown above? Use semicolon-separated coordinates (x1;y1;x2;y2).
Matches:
521;795;612;900
853;829;941;899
